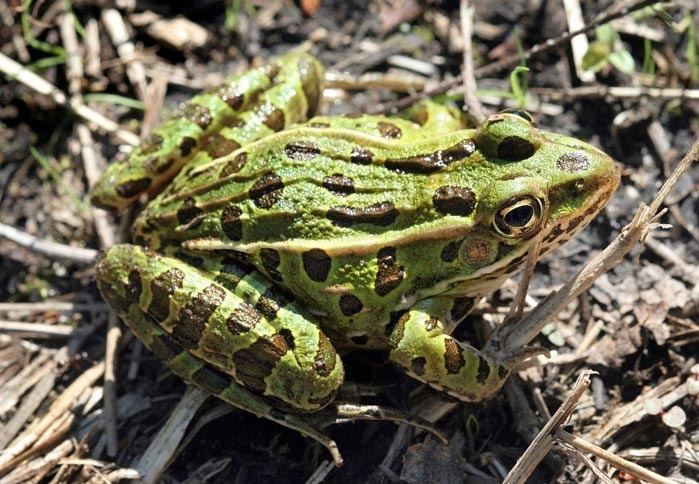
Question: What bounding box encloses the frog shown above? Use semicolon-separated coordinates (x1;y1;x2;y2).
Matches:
91;51;620;463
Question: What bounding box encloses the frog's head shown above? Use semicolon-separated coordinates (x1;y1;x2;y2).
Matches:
448;112;620;294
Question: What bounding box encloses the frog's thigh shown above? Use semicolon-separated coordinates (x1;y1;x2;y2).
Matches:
96;244;344;411
388;297;509;401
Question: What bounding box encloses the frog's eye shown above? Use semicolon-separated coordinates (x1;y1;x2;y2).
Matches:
494;195;543;237
475;113;542;161
500;109;535;125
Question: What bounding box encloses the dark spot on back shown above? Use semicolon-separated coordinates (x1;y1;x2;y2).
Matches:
327;201;398;227
179;136;197;157
264;107;286;131
384;140;475;173
350;147;374;165
497;136;536;160
433;186;476;216
204;133;241;159
220;88;244;110
177;197;204;227
116;177;151;198
249;172;284;209
377;121;402;138
339;294;363;316
284;141;321;160
302;249;332;282
221;205;243;240
219;152;248;178
322;174;355;196
184;104;213;129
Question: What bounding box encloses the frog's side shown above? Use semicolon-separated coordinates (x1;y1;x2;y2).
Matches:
93;52;619;427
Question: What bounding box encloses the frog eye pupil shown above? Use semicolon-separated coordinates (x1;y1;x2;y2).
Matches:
505;205;534;227
494;196;543;237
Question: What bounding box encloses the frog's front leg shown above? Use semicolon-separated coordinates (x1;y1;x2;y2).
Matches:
388;297;510;401
96;244;344;412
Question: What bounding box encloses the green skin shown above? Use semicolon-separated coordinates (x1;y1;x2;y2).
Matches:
93;52;619;419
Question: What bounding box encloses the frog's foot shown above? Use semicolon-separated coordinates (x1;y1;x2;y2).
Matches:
96;244;344;412
312;402;448;444
388;297;511;402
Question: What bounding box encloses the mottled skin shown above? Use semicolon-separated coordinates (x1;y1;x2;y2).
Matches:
93;51;619;445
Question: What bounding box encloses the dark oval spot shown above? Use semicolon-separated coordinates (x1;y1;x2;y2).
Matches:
327;201;398;227
221;205;243;240
556;152;590;173
377;121;402;139
497;136;536;160
183;104;213;129
322;174;355;195
264;107;286;131
350;146;374;165
204;133;241;159
219;152;248;178
249;172;284;209
339;294;363;316
302;249;332;282
116;177;151;198
284;141;321;160
179;136;197;157
440;241;459;263
177;197;203;226
220;88;244;110
384;140;475;174
443;339;465;374
433;186;476;216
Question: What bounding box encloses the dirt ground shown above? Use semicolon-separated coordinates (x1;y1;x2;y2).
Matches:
0;0;698;482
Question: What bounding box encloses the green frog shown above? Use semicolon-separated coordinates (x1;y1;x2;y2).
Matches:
92;51;619;462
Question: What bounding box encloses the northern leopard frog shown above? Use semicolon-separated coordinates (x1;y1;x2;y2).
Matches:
92;51;619;462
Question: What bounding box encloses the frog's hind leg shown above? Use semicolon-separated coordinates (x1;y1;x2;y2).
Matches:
388;297;510;401
112;304;344;465
91;52;324;212
96;243;344;415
